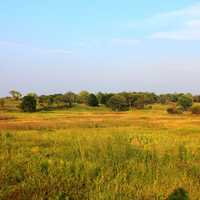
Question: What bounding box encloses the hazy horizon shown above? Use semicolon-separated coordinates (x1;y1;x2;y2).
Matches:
1;0;200;97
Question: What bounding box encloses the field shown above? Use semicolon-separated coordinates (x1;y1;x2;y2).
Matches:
1;104;200;199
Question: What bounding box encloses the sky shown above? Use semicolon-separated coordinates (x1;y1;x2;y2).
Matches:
1;0;200;96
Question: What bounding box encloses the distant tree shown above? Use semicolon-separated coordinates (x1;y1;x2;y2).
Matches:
178;95;193;110
38;95;48;108
54;94;64;107
143;93;158;104
27;93;38;98
119;92;137;108
167;105;183;114
191;105;200;114
193;95;200;103
47;95;54;107
87;93;99;107
134;95;145;109
78;91;89;104
63;92;77;108
21;95;37;112
9;90;22;100
97;92;105;104
159;94;170;104
107;94;128;111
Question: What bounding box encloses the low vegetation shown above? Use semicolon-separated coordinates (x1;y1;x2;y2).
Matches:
0;91;200;199
191;105;200;114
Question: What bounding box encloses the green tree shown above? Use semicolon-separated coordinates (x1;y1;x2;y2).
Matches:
191;105;200;114
107;95;128;111
96;92;105;104
63;92;77;108
178;95;193;110
78;91;89;104
21;95;37;112
9;90;22;100
27;93;38;98
134;94;145;109
87;93;99;107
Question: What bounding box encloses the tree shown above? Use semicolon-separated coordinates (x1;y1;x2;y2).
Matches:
38;95;48;108
63;92;77;108
119;92;137;108
21;95;37;112
178;95;193;110
191;105;200;114
87;93;99;107
27;93;38;98
78;91;89;104
47;95;54;107
193;95;200;102
9;90;22;100
96;92;105;104
167;105;183;114
134;94;145;109
107;95;128;111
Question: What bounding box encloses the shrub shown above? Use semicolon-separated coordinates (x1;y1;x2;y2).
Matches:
191;105;200;114
87;94;99;107
21;95;37;112
107;95;128;111
0;98;5;108
178;95;193;110
78;91;89;104
167;188;189;200
167;106;183;114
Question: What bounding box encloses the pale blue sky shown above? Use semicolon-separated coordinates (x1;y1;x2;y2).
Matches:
1;0;200;96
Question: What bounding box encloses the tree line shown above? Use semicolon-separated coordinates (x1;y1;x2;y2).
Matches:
0;90;200;113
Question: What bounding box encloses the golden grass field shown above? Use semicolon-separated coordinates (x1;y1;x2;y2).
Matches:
1;104;200;199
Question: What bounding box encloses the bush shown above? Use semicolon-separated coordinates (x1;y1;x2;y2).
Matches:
191;105;200;114
87;94;99;107
167;106;183;114
107;95;128;111
178;95;193;110
167;188;189;200
21;95;37;112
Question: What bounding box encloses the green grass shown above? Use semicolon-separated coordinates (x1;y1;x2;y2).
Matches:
0;104;200;199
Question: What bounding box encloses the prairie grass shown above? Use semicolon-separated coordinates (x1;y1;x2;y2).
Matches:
0;104;200;199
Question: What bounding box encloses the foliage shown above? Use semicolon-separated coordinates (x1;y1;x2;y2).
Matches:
9;90;22;100
21;95;37;112
26;93;38;98
97;92;113;105
0;98;5;108
191;105;200;114
107;94;128;111
193;95;200;102
63;92;77;108
78;91;90;104
167;188;189;200
87;93;99;107
167;105;183;114
178;95;193;110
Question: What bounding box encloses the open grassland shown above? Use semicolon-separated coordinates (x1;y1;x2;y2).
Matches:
1;104;200;199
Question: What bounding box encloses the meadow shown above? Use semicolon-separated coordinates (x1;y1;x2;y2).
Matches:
1;104;200;199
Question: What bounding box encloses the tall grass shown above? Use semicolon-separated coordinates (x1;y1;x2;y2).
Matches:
1;127;200;199
0;105;200;199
